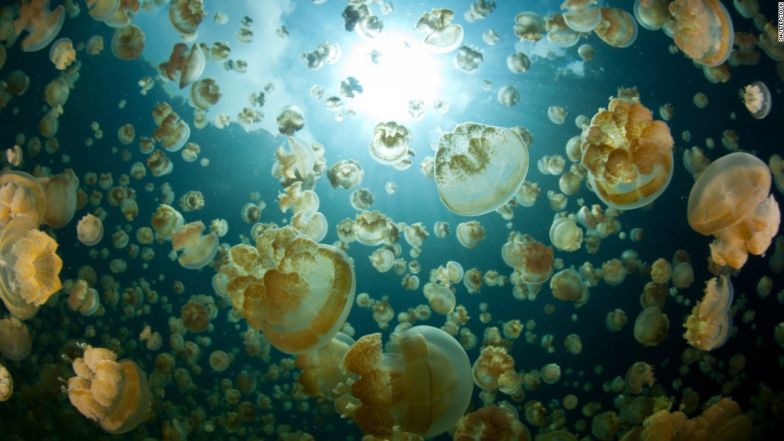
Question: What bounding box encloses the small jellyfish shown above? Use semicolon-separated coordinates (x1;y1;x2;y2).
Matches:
683;275;734;351
423;282;456;315
369;121;411;165
633;306;669;346
668;0;734;66
506;52;531;73
549;215;583;252
497;86;520;107
67;279;100;316
454;45;484;73
111;24;145;60
562;0;602;33
453;406;531;441
594;8;638;48
277;105;305;136
171;221;219;270
456;220;485;249
327;159;364;190
547;105;567;125
49;37;75;70
416;8;464;53
550;268;589;306
742;81;771;119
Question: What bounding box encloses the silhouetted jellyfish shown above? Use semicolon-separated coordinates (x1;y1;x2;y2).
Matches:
339;325;473;438
111;24;145;60
0;170;47;227
0;316;32;361
633;306;669;346
742;81;771;119
594;8;638;48
416;8;464;53
633;0;671;31
295;332;354;399
683;275;734;351
0;361;10;401
435;122;529;216
67;345;152;434
40;168;79;228
580;96;674;209
502;232;554;284
668;0;734;66
12;0;65;52
453;405;531;441
0;218;62;319
687;152;780;269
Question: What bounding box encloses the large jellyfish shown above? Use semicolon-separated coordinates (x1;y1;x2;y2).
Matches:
12;0;65;52
415;8;464;53
168;0;205;37
502;232;554;284
668;0;734;66
338;325;473;438
435;122;530;216
67;345;152;434
687;152;780;269
683;275;734;351
580;96;674;209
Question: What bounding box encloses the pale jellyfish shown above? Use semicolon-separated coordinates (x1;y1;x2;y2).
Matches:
158;43;205;89
423;282;456;314
633;0;671;31
169;0;205;36
546;14;580;47
514;12;546;41
562;0;602;32
550;268;589;306
548;105;567;124
189;78;221;110
549;215;583;252
111;24;145;60
453;45;484;73
327;159;364;190
683;275;734;351
506;52;531;73
415;8;464;53
633;306;669;346
668;0;734;66
369;121;411;165
435;122;530;216
497;85;520;107
456;220;485;249
171;221;219;270
76;213;103;246
472;345;515;391
594;8;638;48
49;37;75;70
12;0;65;52
742;81;771;119
295;332;354;399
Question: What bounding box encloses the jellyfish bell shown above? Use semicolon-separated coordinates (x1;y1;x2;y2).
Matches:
742;81;771;119
169;0;205;36
683;275;734;351
171;221;219;270
40;169;79;228
416;8;464;53
48;37;75;70
435;122;530;216
87;0;120;22
546;14;581;47
0;317;32;361
111;24;145;60
180;43;205;89
633;0;671;31
339;325;473;438
562;1;602;33
295;332;354;399
0;170;47;227
668;0;734;66
13;0;65;52
594;8;638;48
189;78;221;110
369;121;411;165
514;12;546;41
0;362;11;402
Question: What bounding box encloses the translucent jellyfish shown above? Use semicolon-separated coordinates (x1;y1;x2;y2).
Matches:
0;170;47;227
497;86;520;107
300;41;341;70
580;96;674;209
770;154;784;195
295;332;354;398
86;35;104;55
158;43;205;89
606;308;628;332
0;362;10;402
693;92;709;109
668;0;734;66
0;218;63;319
578;43;594;61
633;0;670;31
5;70;30;97
0;317;32;361
562;0;602;32
169;0;205;36
514;12;546;41
41;168;79;228
547;106;567;125
181;299;210;333
292;210;328;242
454;45;484;73
546;14;580;47
12;0;65;52
424;282;456;315
633;306;669;346
601;258;626;286
189;78;221;110
549;215;583;252
111;24;144;60
151;204;184;241
541;363;562;384
171;221;219;270
277;105;305;136
369;248;395;273
742;81;771;119
416;8;464;53
687;152;780;269
67;279;100;316
339;326;473;438
453;406;531;441
594;8;638;48
67;345;152;434
435;122;529;216
482;28;500;45
49;37;75;70
549;268;589;306
683;275;733;351
369;121;411;165
506;52;531;73
352;210;396;246
327;159;364;190
502;232;554;284
457;220;485;249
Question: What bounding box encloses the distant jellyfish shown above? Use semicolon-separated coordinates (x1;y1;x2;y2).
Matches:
339;326;473;438
296;332;354;398
578;43;594;61
454;405;531;441
514;12;546;41
67;279;100;316
550;268;589;306
549;216;583;252
580;96;674;209
189;78;221;110
328;159;364;190
497;86;520;107
0;362;11;402
49;37;75;70
0;317;32;361
454;45;484;73
472;345;515;391
111;24;145;60
67;345;152;434
548;106;567;124
416;8;464;53
668;0;734;66
12;0;65;52
86;35;104;55
171;221;219;270
594;8;638;48
277;105;305;135
506;52;531;73
683;275;734;351
742;81;771;119
633;306;669;346
424;282;456;314
687;152;780;269
369;121;411;165
435;122;530;216
633;0;671;31
456;221;485;249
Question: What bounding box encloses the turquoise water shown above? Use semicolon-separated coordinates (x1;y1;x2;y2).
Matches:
0;0;783;439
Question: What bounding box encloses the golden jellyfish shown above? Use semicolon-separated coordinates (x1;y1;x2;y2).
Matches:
0;218;62;319
189;77;221;110
742;81;771;119
0;317;32;361
472;345;515;391
637;398;751;441
151;203;184;241
549;268;589;306
0;170;47;227
339;326;473;438
416;9;464;53
86;0;119;22
601;258;626;286
502;232;554;284
48;37;75;70
171;221;218;270
352;210;397;246
67;279;100;316
423;282;456;315
435;122;530;216
181;298;210;332
453;406;531;441
594;8;638;48
0;362;10;402
606;308;628;332
327;159;364;190
5;70;30;97
369;121;411;165
159;42;205;89
549;216;583;252
668;0;734;66
40;168;79;228
67;345;152;434
295;332;354;398
632;0;671;31
456;220;485;249
545;14;580;47
111;24;145;60
687;152;780;269
117;123;135;145
223;226;355;354
633;306;669;346
561;0;602;33
683;275;734;351
169;0;205;37
580;95;674;209
12;0;65;52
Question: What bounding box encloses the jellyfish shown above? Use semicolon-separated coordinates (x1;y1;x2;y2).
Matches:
549;215;583;252
352;210;396;246
549;268;589;306
292;210;328;242
546;14;580;47
169;0;205;36
67;279;100;316
277;105;305;136
594;8;638;48
454;45;484;73
514;12;546;41
40;168;79;228
86;35;104;55
295;332;354;398
423;282;456;314
67;345;152;434
327;159;364;190
501;232;554;284
453;406;531;441
49;37;75;70
369;248;395;273
541;363;562;384
0;317;32;361
580;96;674;209
111;24;145;60
435;122;530;216
633;306;669;346
687;152;780;269
0;170;47;227
189;78;221;110
683;275;734;351
601;258;626;286
181;298;210;333
369;121;411;165
12;0;65;52
497;86;520;107
159;43;205;89
562;0;602;33
506;52;531;73
151;204;184;241
456;221;485;249
0;362;10;402
415;9;464;53
633;0;670;31
171;221;219;270
0;218;62;319
338;326;473;438
606;309;628;332
742;81;771;119
668;0;734;66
